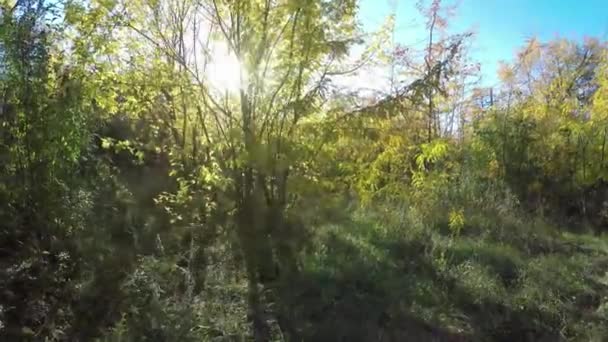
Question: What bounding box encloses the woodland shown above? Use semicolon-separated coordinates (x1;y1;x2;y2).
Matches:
2;0;608;340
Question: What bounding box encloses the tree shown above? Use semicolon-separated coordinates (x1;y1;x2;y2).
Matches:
0;0;95;338
65;0;362;339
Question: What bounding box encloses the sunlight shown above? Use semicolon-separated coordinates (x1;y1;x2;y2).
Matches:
206;41;243;93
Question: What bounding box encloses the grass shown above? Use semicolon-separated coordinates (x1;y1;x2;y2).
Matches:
278;208;608;341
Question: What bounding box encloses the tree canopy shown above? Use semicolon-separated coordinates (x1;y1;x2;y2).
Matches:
1;0;608;340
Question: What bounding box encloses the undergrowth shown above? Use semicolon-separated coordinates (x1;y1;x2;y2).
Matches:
287;206;608;341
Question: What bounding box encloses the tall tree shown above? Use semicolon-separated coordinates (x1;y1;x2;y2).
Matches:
0;0;94;338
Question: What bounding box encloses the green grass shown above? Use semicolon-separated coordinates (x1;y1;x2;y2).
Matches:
283;209;608;341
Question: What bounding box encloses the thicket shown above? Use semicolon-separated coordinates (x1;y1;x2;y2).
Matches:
1;0;608;341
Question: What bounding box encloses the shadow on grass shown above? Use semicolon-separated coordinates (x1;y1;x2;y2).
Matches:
272;218;567;341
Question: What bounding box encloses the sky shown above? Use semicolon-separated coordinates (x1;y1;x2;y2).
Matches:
358;0;608;87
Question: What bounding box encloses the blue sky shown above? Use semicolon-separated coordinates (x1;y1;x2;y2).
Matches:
359;0;608;86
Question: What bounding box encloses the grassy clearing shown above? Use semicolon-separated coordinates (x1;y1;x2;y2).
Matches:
279;210;608;341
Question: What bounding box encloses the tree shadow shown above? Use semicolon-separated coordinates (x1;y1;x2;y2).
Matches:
273;221;466;341
272;218;569;341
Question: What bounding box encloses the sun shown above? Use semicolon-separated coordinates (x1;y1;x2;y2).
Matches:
206;41;243;93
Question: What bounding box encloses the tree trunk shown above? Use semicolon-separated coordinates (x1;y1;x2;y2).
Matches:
234;160;272;340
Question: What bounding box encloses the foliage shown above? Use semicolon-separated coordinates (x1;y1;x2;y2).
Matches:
2;0;608;341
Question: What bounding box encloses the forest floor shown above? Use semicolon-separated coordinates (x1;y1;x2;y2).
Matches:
280;210;608;341
199;208;608;341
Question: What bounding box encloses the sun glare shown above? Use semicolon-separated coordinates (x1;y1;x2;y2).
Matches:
206;42;243;93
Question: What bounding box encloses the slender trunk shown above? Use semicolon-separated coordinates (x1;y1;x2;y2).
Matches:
425;10;436;142
601;127;606;171
268;169;299;342
238;69;274;339
236;183;271;342
581;137;588;217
